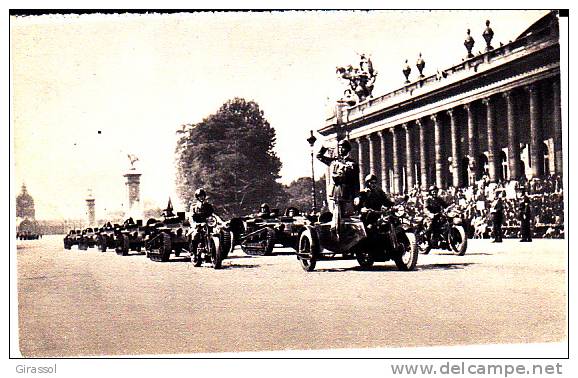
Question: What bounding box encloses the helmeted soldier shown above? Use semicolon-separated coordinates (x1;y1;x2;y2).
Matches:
519;192;533;242
317;139;360;237
191;188;215;223
490;189;505;243
356;173;394;224
357;173;394;211
257;203;273;219
425;185;449;242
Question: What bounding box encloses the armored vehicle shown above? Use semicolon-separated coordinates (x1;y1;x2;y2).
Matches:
145;212;191;262
63;229;80;250
115;219;146;256
97;223;118;252
231;207;310;256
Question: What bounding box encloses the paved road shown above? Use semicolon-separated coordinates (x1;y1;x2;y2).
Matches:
16;236;566;357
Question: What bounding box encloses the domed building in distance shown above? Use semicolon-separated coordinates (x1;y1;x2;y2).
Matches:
16;183;40;239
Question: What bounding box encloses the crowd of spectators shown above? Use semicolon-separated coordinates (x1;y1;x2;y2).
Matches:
393;174;564;239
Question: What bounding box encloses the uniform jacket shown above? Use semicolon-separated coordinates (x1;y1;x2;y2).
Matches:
317;147;360;201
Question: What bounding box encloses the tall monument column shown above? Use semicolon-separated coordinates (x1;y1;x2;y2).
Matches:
527;84;544;179
85;190;95;227
503;90;520;181
124;154;142;218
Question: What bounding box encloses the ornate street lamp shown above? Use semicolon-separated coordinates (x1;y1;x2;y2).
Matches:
307;130;318;212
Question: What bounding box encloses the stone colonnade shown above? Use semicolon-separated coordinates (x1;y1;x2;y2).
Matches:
347;77;562;194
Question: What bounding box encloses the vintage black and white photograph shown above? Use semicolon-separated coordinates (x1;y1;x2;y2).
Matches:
10;9;568;359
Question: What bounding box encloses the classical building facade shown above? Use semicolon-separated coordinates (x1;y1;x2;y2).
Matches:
319;12;562;195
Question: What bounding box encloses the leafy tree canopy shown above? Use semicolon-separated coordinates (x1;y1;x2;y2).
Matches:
176;98;285;217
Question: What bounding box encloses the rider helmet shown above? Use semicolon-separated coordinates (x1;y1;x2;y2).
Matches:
428;185;439;195
337;139;352;154
364;173;378;185
195;188;207;200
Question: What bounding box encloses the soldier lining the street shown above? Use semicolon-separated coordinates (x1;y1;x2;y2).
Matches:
519;192;533;242
490;189;505;243
316;139;360;239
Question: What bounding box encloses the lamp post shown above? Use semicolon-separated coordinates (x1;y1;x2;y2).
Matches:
307;130;318;212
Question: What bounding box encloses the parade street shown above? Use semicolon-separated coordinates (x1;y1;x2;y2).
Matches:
16;236;566;357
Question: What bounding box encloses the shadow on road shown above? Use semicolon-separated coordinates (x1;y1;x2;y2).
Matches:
417;262;475;270
315;262;475;273
220;263;260;270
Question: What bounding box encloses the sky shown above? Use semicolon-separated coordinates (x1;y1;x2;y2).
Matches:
10;10;549;220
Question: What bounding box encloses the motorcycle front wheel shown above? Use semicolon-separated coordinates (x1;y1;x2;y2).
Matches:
416;229;431;255
211;236;223;269
448;225;468;256
394;232;418;271
356;250;374;269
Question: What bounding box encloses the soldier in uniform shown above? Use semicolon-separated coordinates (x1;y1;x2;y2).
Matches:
191;188;215;223
424;185;449;243
316;139;360;238
257;203;273;219
490;189;504;243
356;173;395;224
519;193;533;242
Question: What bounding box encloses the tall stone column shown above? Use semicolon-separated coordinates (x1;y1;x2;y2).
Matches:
124;169;142;218
379;130;390;193
431;113;444;188
552;79;563;176
527;84;544;179
447;109;463;187
418;119;429;190
464;103;479;184
357;137;366;186
403;123;414;191
367;134;377;176
391;127;401;194
483;97;499;182
85;191;95;227
503;90;520;181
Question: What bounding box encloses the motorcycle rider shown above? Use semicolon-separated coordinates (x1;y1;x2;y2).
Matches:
191;188;216;223
189;188;220;253
316;139;360;238
424;185;449;244
356;173;394;224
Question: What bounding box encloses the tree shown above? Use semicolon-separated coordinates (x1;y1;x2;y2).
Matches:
176;98;285;217
282;176;328;213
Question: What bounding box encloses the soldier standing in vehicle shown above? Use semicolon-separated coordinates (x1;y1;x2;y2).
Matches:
316;139;360;238
519;192;533;242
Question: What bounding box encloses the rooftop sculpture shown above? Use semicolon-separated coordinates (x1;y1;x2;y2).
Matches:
336;53;378;105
